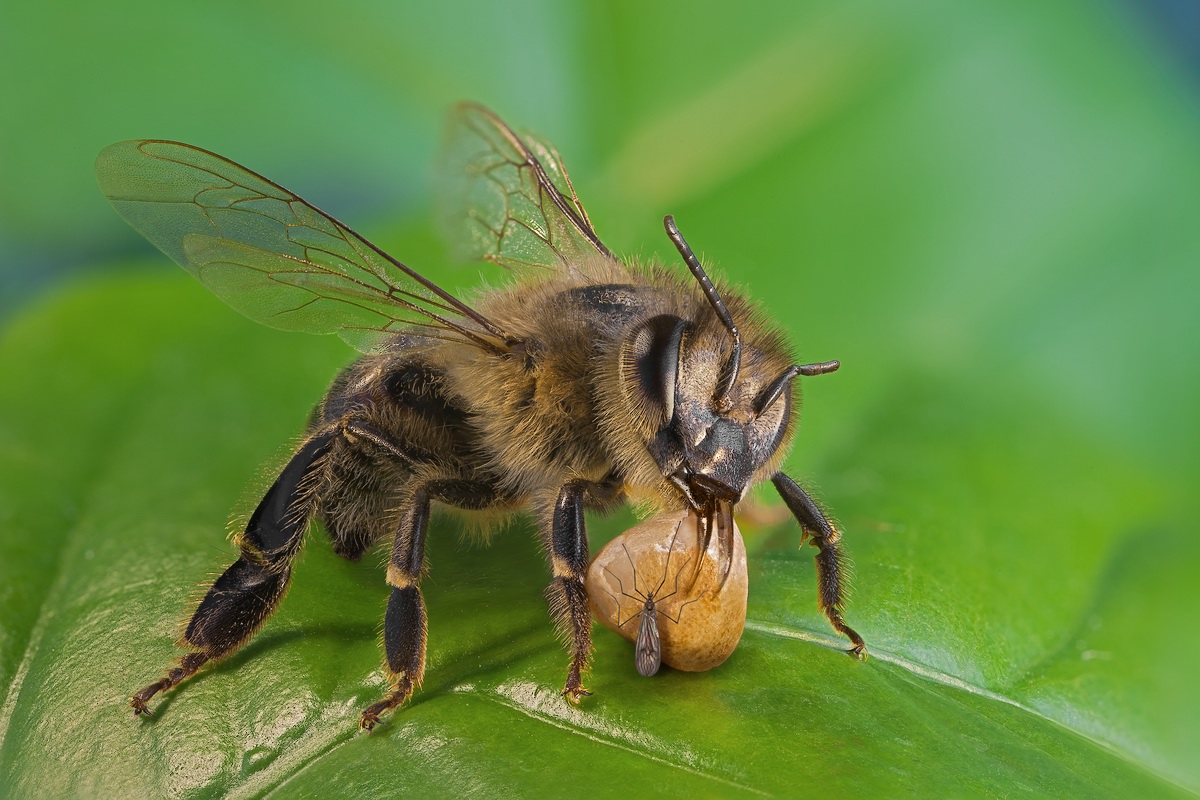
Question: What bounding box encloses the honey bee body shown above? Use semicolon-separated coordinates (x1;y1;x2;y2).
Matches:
313;253;795;536
99;104;863;730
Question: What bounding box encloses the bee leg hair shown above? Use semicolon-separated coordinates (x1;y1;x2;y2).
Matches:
360;478;498;731
360;484;430;731
772;472;867;658
131;429;337;716
546;480;597;703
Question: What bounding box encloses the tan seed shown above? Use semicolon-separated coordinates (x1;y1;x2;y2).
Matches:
587;510;748;673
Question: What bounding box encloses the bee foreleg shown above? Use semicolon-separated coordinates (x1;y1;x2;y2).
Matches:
546;480;596;703
771;472;867;659
131;429;337;716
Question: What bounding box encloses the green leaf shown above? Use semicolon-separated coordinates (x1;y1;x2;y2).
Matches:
3;0;1199;796
0;263;1194;798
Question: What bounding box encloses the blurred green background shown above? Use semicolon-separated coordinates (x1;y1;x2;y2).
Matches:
2;1;1198;797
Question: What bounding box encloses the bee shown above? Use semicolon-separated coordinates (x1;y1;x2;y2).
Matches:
96;102;866;731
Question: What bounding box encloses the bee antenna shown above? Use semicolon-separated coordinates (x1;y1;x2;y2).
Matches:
664;215;741;412
797;360;840;377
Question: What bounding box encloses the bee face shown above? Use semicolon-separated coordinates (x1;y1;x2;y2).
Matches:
621;311;795;512
608;216;812;517
673;334;795;508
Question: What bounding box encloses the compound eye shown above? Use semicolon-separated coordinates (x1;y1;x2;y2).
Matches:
622;314;687;426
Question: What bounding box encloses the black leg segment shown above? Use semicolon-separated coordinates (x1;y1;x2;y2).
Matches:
359;477;501;730
360;585;426;732
130;430;336;716
546;480;595;703
243;431;338;556
182;557;292;656
359;483;431;731
186;430;337;655
772;472;866;658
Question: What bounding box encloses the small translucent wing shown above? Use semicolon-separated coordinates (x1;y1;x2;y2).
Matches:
437;102;615;276
96;140;509;354
635;610;663;677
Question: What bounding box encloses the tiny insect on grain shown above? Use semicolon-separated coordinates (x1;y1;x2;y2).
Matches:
603;520;706;677
588;509;749;673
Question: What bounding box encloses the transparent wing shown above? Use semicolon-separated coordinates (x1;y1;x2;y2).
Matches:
96;139;510;354
437;102;615;276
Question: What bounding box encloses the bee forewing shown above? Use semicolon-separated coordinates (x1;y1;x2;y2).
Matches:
95;139;509;356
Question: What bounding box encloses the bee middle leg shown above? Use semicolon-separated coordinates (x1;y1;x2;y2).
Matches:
359;477;498;731
317;417;431;561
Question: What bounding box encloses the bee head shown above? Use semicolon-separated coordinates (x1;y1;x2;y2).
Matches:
615;217;839;514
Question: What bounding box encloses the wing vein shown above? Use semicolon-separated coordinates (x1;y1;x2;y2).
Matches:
97;138;514;356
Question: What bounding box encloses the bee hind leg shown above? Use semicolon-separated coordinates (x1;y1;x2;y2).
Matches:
131;430;338;716
130;652;209;715
771;472;867;659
